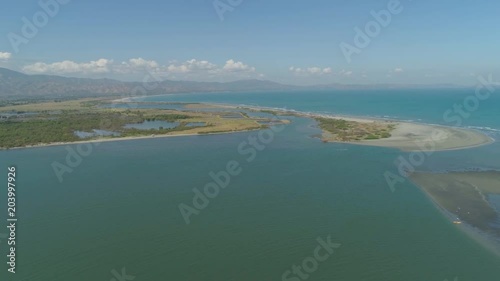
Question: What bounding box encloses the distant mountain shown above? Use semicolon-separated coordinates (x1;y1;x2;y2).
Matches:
0;68;297;100
0;68;131;99
0;67;476;100
309;82;472;90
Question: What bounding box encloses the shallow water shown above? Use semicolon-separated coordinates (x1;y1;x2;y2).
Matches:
124;120;179;130
74;129;121;138
185;122;206;127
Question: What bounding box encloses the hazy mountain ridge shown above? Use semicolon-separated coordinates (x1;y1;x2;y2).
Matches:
0;68;297;99
0;67;476;100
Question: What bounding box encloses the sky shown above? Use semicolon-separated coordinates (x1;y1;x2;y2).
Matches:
0;0;499;85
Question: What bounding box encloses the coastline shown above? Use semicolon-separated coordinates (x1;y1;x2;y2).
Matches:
357;122;494;152
4;100;495;151
203;102;495;152
1;128;261;151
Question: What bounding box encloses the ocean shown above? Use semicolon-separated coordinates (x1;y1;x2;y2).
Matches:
1;89;499;281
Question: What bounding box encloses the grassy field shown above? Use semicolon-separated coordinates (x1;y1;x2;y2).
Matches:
315;117;395;142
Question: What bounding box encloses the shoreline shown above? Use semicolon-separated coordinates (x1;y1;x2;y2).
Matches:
292;110;494;152
3;100;495;151
204;102;495;152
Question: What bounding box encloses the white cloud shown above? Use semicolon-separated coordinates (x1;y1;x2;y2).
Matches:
322;67;333;74
21;57;261;81
222;59;256;72
128;58;159;69
306;67;323;74
339;69;353;76
289;66;333;75
23;59;112;74
164;59;260;81
393;68;404;73
0;52;12;60
290;66;355;77
167;59;217;73
115;58;160;74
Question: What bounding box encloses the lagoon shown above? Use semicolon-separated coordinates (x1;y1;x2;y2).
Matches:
124;120;179;130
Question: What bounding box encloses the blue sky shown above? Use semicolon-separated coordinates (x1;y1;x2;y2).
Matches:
1;0;499;85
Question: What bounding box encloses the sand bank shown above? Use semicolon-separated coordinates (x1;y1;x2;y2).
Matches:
357;121;494;151
410;171;500;234
211;103;495;152
410;171;500;255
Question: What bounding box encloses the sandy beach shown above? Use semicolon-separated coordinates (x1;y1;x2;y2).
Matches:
210;103;495;152
3;100;495;152
297;110;493;152
357;121;494;151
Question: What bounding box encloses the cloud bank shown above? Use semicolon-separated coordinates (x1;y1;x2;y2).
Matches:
22;58;262;81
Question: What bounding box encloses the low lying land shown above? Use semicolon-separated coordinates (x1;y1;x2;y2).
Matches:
316;117;395;141
1;99;493;151
206;103;493;152
0;98;287;149
410;171;500;238
312;115;492;151
359;122;493;151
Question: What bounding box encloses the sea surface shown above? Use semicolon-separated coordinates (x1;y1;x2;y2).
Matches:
1;89;500;281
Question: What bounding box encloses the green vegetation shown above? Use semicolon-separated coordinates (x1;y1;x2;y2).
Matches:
259;110;278;116
196;125;263;135
145;114;189;122
80;100;104;107
0;98;283;149
0;111;191;148
316;118;395;142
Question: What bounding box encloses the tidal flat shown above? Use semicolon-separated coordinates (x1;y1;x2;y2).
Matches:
410;171;500;240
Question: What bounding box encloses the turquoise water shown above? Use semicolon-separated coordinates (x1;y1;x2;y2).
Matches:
1;90;500;281
142;89;500;171
142;89;500;132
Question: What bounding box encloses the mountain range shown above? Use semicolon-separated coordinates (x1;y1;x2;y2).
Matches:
0;67;471;100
